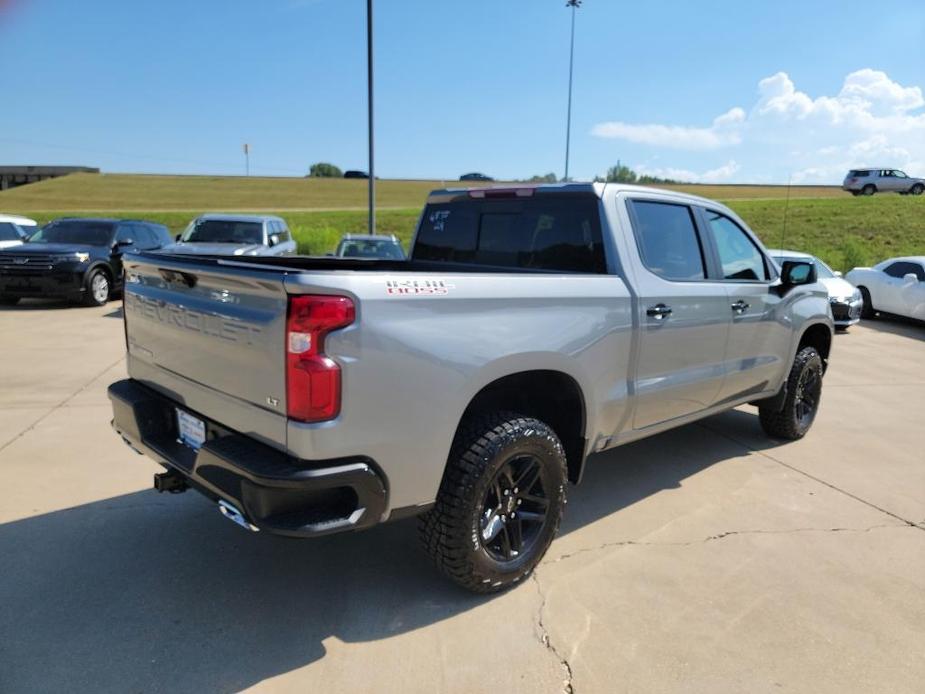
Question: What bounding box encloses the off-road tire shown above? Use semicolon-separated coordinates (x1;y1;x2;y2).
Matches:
859;286;875;319
862;184;876;196
83;268;110;307
0;295;20;306
419;412;567;593
759;346;824;440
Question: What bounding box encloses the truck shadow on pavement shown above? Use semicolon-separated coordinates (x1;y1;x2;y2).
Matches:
0;415;766;692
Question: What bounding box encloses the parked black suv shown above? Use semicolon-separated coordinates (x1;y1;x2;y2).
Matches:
0;218;171;306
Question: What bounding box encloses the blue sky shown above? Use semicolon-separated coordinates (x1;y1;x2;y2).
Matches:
2;0;923;183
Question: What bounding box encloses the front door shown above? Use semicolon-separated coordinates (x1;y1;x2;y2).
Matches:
699;208;791;403
624;198;731;430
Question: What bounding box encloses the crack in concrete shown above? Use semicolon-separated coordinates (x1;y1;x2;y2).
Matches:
532;572;574;694
0;356;125;455
543;524;905;565
697;421;924;532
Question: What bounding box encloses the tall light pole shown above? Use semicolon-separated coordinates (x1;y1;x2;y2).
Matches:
563;0;581;182
367;0;376;234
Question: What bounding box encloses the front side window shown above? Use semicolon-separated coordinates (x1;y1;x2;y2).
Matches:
703;211;768;281
884;262;924;281
0;222;23;242
629;200;705;281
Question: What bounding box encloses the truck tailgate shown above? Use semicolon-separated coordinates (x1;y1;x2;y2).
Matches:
122;254;290;444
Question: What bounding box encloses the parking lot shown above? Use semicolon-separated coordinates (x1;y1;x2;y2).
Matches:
1;301;923;693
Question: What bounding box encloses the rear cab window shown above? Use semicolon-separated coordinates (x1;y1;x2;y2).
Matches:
412;195;606;273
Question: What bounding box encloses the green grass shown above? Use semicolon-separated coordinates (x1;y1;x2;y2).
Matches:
4;173;922;270
0;172;846;212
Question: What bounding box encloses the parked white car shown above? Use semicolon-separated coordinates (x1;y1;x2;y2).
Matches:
769;249;862;329
0;213;38;249
846;257;925;322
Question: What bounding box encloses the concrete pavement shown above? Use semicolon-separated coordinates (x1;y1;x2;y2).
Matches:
0;299;923;693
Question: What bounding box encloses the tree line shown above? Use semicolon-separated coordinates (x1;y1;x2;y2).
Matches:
306;162;684;184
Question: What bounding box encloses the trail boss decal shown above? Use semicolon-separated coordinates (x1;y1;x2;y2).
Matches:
386;279;455;296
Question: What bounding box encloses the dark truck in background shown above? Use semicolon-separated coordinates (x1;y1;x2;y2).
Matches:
109;182;833;592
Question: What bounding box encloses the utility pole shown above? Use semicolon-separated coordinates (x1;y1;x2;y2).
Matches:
243;143;250;176
564;0;581;182
367;0;376;234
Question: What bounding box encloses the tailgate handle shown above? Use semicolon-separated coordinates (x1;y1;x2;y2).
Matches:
158;269;197;289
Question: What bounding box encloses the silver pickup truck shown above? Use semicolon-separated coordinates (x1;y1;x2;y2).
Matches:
109;183;833;592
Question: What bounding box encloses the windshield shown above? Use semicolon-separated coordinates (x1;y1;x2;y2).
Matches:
30;221;114;246
182;220;264;245
0;222;25;242
337;239;405;259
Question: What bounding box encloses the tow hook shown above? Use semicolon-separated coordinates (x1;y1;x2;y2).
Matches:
218;500;260;532
154;469;189;494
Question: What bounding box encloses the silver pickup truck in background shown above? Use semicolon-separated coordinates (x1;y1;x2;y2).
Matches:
109;183;834;592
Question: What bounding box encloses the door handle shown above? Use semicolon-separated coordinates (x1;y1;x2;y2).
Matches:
646;303;672;320
731;300;750;313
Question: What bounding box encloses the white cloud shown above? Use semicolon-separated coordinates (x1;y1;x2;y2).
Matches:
636;160;740;183
591;69;925;183
591;107;744;150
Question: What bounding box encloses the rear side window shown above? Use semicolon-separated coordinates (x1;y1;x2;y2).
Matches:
849;170;870;177
413;197;605;273
628;200;705;281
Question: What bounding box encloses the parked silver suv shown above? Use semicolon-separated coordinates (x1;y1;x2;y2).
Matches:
842;169;924;196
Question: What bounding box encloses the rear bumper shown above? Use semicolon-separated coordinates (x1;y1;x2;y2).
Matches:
0;267;84;298
108;378;388;537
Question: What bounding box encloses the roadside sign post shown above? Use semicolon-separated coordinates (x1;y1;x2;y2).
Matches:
367;0;376;234
243;143;250;177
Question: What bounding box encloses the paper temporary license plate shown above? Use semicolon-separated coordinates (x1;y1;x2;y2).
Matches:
176;409;206;450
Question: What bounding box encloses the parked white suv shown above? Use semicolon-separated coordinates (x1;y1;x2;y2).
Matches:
842;169;925;196
0;214;38;249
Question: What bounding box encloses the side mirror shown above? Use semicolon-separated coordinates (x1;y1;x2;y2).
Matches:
903;273;918;283
833;271;843;278
780;260;817;288
116;238;134;247
268;233;280;247
175;233;182;242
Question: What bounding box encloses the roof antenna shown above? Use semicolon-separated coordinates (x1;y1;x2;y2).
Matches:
778;173;792;252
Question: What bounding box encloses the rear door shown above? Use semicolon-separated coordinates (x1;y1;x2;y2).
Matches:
624;198;731;429
122;254;290;443
698;207;790;404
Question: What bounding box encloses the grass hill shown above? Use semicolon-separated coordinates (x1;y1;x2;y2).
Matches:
1;173;922;271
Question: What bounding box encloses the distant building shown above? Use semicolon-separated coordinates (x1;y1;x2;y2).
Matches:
0;166;99;191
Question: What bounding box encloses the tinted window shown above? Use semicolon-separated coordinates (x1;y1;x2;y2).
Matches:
885;262;925;281
114;225;135;245
0;222;23;242
849;170;870;177
148;224;171;246
704;211;768;281
413;197;605;273
130;224;156;249
629;201;705;281
30;220;115;246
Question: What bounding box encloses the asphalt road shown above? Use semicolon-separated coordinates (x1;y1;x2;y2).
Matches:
1;300;923;693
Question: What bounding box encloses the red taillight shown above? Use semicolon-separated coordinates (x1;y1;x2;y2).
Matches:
286;294;355;422
468;187;535;199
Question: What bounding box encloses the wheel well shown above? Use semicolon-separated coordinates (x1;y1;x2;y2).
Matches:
88;263;112;283
458;370;587;484
798;324;832;370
